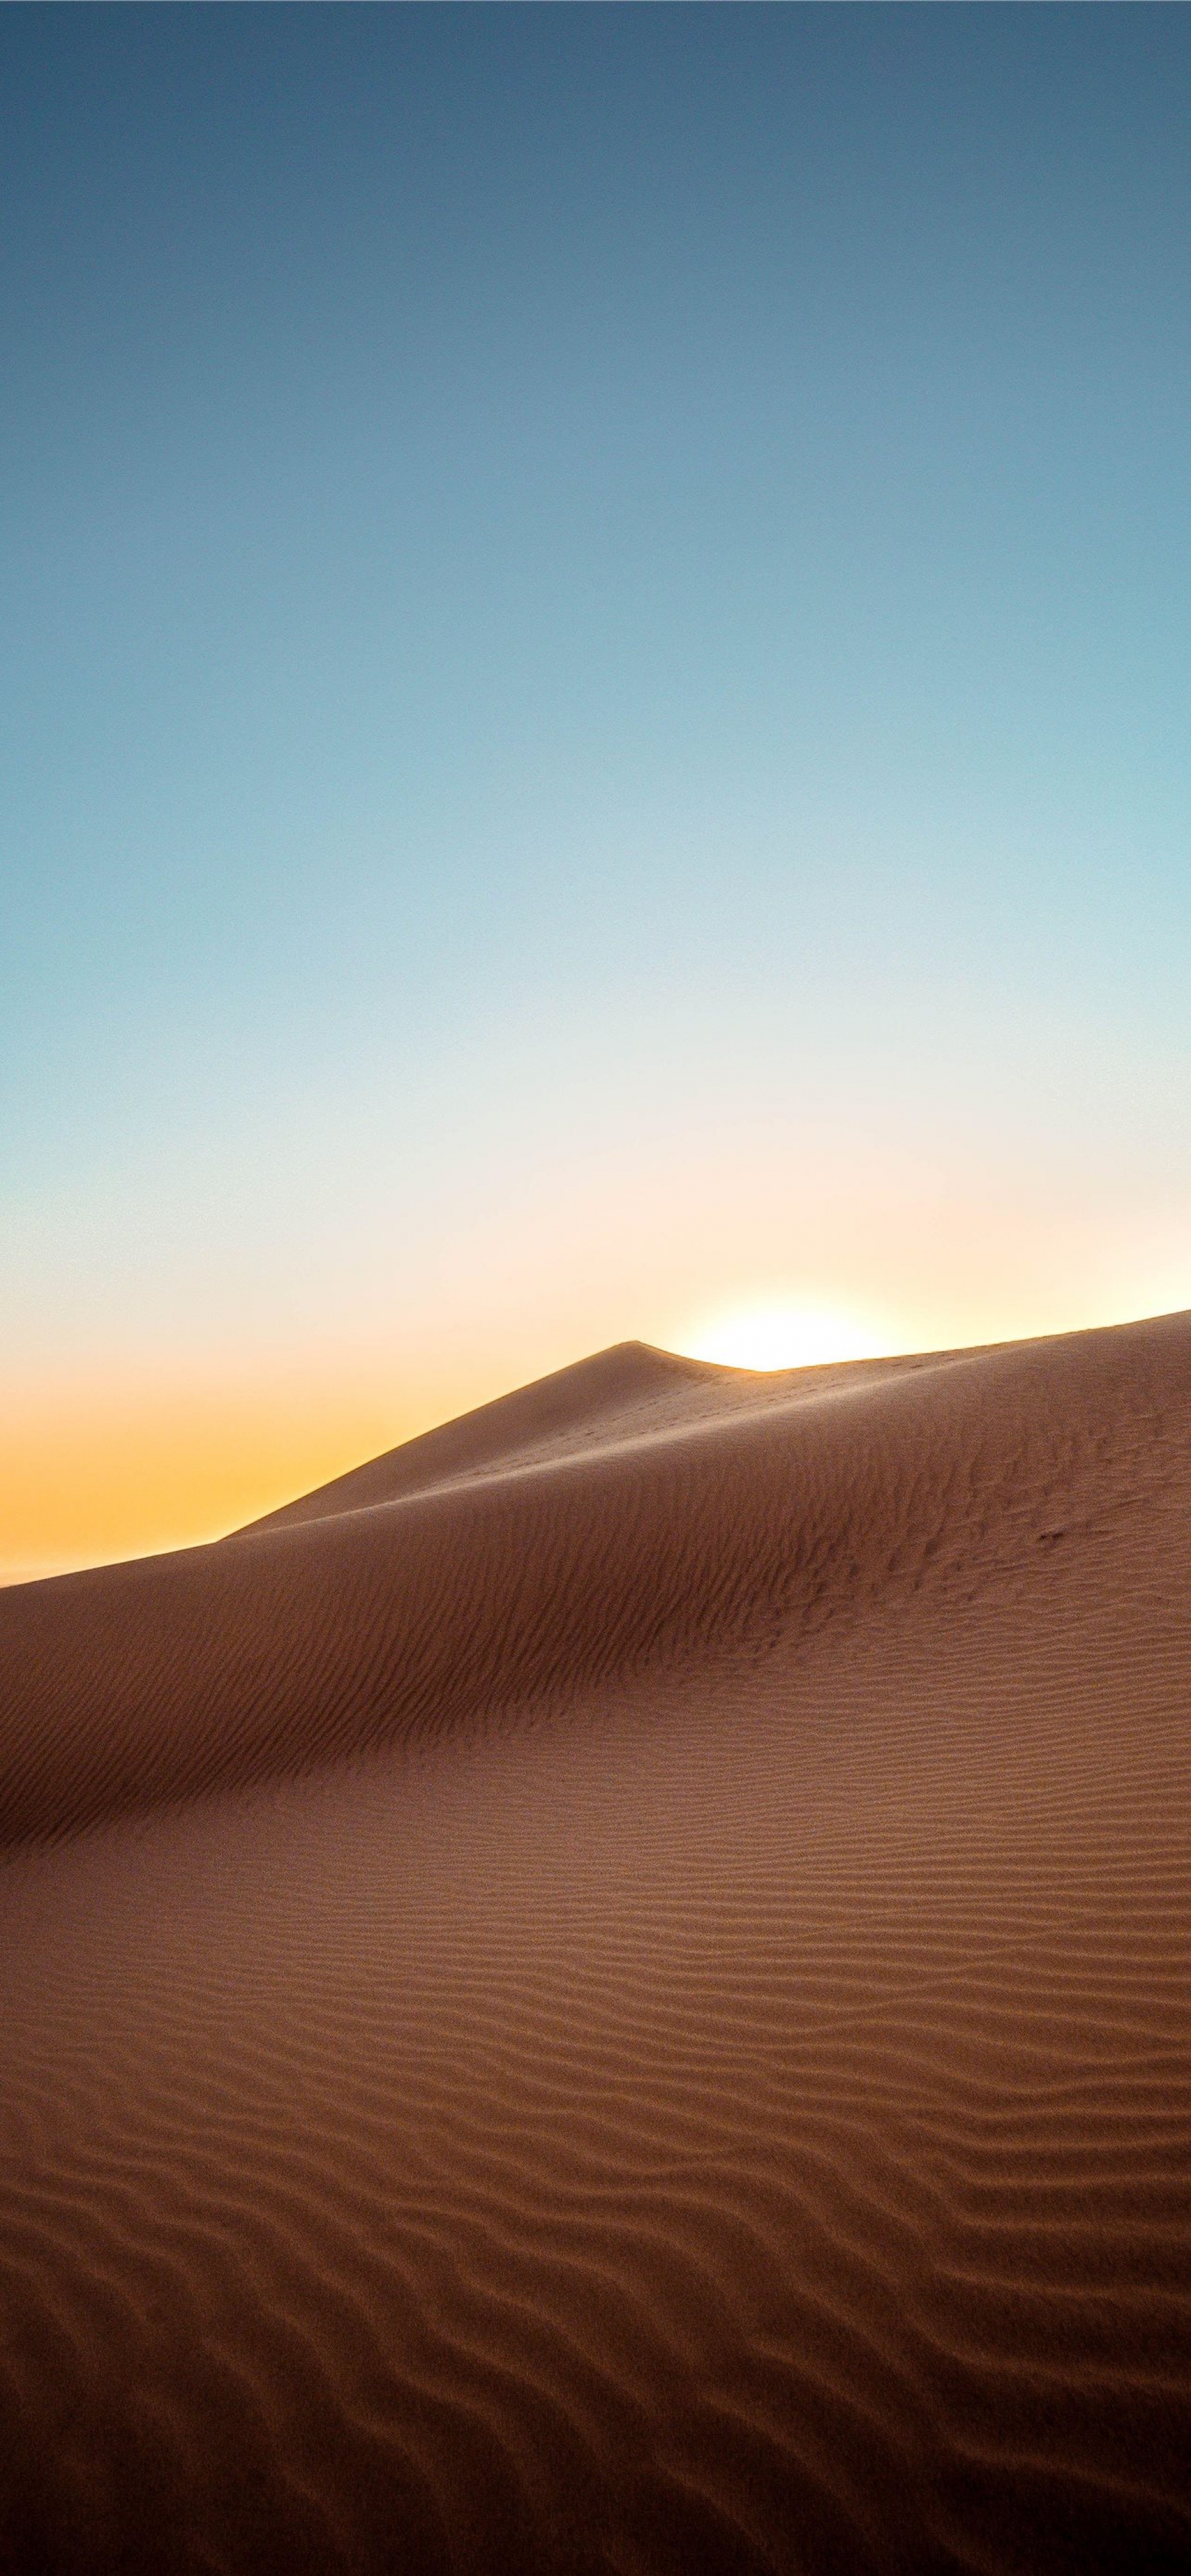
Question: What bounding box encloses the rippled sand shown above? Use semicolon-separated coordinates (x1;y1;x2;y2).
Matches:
2;1316;1190;2573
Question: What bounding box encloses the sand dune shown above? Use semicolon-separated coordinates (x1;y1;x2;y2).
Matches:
1;1314;1190;2573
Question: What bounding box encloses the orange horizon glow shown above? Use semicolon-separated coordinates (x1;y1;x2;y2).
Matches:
5;1269;1189;1589
5;16;1190;1603
0;1362;473;1589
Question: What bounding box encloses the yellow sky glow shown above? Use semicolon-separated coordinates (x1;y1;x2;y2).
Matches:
4;1229;1186;1586
0;1365;464;1588
676;1300;897;1373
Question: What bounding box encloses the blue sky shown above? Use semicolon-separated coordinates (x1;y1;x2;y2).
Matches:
3;6;1189;1565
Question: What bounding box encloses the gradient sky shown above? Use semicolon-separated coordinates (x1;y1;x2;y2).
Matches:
3;6;1190;1579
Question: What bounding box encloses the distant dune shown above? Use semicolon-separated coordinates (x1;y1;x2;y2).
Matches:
1;1314;1189;2573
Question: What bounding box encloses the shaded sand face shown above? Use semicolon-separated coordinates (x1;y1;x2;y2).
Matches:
1;1318;1190;2574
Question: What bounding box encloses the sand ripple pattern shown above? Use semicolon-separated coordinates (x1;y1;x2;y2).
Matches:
1;1314;1190;2571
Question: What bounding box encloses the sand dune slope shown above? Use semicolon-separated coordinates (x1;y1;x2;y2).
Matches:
1;1314;1190;2573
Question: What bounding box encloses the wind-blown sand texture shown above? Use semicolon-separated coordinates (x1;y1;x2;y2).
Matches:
1;1314;1190;2575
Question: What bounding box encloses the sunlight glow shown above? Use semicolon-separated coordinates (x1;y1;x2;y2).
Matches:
677;1300;895;1374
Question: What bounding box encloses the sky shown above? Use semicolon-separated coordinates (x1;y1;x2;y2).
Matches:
3;5;1190;1580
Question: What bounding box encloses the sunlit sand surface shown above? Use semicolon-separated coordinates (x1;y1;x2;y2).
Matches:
1;1313;1190;2573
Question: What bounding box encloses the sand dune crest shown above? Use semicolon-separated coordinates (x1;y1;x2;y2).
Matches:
1;1312;1190;2571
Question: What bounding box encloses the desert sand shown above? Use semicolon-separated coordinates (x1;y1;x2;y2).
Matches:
1;1313;1189;2574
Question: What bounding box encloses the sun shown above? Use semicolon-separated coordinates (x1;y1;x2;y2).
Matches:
676;1299;893;1374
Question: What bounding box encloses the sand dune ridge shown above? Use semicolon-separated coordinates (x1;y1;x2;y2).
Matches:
1;1312;1189;2571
